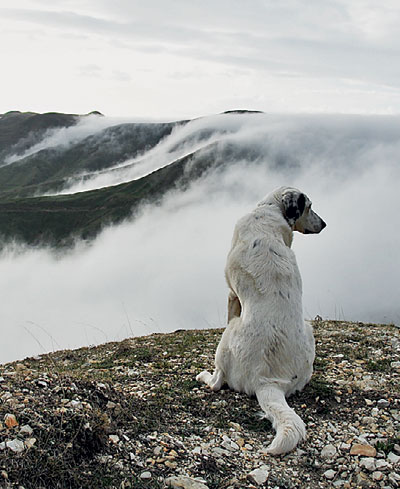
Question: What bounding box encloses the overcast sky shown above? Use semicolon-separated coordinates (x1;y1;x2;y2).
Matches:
1;0;400;118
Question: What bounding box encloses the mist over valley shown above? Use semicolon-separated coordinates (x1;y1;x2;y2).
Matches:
0;110;399;363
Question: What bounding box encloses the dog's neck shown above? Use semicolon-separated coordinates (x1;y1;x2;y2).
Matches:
255;203;294;248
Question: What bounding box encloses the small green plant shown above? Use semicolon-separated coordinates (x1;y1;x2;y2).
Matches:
375;438;400;455
366;359;391;372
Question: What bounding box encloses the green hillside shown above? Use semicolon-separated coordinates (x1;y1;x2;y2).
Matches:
0;111;79;156
0;120;176;199
0;110;265;247
0;143;222;247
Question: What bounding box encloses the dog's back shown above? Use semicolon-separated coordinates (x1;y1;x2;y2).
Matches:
224;202;315;393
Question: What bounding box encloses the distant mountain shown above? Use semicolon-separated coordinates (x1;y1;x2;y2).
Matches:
0;121;177;198
0;110;265;247
0;111;80;160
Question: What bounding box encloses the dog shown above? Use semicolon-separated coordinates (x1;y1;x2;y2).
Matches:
197;186;326;455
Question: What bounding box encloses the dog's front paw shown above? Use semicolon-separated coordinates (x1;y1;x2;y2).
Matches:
196;370;212;384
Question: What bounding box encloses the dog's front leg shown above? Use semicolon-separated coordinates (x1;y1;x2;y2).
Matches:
196;369;224;391
228;290;241;322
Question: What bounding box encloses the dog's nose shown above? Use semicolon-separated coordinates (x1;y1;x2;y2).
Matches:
321;220;327;230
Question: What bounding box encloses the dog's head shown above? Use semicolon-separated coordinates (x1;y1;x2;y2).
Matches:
280;187;326;234
259;186;326;234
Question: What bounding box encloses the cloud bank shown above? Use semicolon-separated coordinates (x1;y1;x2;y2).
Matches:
0;113;399;364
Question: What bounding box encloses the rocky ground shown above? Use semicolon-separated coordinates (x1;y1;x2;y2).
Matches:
0;320;399;489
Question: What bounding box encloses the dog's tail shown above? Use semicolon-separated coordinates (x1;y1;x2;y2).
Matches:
256;384;306;455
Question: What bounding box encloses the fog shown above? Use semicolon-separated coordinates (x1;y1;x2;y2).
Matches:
57;113;261;194
1;114;399;364
4;113;128;165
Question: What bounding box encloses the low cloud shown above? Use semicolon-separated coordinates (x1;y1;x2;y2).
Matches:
0;114;399;363
4;113;122;165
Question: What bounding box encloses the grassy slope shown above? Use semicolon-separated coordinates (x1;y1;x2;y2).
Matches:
0;122;176;198
0;144;219;246
0;111;79;159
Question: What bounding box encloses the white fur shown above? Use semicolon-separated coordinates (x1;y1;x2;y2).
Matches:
197;186;326;455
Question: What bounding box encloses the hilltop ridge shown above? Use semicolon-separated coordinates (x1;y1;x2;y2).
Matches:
0;320;399;488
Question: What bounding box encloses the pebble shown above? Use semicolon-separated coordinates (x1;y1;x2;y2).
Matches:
387;452;400;465
69;400;83;409
332;481;346;487
212;447;228;457
165;476;209;489
375;459;389;470
4;414;18;429
5;439;25;453
108;435;120;444
248;466;269;485
360;457;376;471
24;438;36;449
19;425;33;436
324;469;336;480
372;471;384;481
221;435;239;451
377;399;390;408
140;471;152;480
389;473;400;486
321;444;337;459
350;443;377;457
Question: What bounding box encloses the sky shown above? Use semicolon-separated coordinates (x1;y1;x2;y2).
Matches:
1;0;400;118
0;113;399;363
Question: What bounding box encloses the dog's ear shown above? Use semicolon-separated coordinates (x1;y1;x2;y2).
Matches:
282;191;306;227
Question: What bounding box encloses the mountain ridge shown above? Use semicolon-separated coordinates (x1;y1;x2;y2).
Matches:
0;110;266;248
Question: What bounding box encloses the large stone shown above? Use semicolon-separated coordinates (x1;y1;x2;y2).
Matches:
248;466;270;485
350;443;377;457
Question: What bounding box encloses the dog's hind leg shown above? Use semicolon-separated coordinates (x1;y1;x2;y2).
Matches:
228;290;241;322
196;368;225;391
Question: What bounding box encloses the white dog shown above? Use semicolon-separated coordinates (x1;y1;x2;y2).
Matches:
197;187;326;455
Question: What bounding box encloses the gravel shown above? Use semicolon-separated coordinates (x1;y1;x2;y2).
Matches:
0;319;399;488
